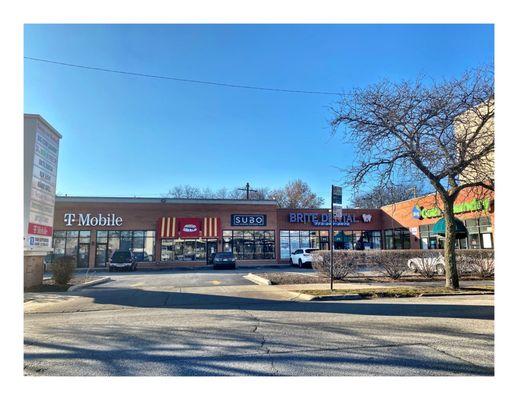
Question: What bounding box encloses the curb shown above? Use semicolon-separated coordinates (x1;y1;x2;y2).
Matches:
286;291;316;301
419;291;494;297
243;273;272;286
286;291;361;301
68;277;111;292
309;294;362;301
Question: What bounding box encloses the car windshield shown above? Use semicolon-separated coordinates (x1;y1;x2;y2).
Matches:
111;251;131;262
216;252;233;257
305;249;319;253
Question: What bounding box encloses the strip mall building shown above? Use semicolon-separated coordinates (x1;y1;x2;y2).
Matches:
50;187;494;269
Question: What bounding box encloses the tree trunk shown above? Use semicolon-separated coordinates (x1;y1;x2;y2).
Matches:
443;199;460;289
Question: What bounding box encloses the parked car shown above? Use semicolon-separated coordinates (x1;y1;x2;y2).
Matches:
108;250;137;272
132;251;151;262
407;254;445;275
212;252;236;269
290;248;319;268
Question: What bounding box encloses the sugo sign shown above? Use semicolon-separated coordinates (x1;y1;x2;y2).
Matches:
64;213;123;227
231;214;267;226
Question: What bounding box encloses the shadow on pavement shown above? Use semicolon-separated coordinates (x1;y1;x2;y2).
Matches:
63;286;494;320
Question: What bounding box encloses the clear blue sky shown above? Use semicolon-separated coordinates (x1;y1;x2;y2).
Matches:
24;24;494;205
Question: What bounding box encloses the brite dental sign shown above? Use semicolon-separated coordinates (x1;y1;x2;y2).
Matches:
413;198;491;220
64;213;123;227
288;212;370;227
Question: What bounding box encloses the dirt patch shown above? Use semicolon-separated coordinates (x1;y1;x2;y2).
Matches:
25;275;100;293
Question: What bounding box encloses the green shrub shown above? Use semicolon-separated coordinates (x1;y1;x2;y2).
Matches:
51;255;76;285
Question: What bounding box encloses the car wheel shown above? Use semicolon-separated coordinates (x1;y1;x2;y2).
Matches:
298;259;302;268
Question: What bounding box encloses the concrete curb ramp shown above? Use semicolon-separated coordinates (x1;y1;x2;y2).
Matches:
243;273;272;286
68;277;111;292
287;292;362;301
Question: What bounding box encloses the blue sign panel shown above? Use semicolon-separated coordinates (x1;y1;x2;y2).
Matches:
231;214;267;226
412;205;422;220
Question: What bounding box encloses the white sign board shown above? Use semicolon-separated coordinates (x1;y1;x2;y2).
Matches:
333;205;343;219
24;116;61;252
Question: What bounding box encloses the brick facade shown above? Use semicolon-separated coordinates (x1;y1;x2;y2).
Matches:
52;188;494;269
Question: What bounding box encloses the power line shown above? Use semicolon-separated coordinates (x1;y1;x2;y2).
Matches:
24;56;342;96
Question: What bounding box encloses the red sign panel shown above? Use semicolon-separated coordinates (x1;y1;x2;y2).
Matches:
28;222;53;237
177;218;202;238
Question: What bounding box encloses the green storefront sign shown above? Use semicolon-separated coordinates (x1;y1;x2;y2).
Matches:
416;198;491;219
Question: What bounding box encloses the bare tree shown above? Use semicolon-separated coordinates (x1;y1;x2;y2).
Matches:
330;67;494;289
164;180;322;206
164;185;204;199
351;182;426;208
271;179;324;208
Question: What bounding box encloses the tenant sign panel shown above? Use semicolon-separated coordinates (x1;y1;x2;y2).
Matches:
24;116;61;252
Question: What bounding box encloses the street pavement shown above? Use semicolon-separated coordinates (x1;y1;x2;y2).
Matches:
24;268;494;376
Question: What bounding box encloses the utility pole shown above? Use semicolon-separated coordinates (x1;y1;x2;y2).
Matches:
238;182;258;200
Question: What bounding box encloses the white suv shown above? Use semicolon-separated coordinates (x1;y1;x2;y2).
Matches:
290;248;319;268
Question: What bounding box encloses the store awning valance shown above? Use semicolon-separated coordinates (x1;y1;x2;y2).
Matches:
431;217;468;239
157;217;220;239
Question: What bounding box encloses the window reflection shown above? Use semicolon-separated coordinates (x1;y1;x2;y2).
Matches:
221;230;275;260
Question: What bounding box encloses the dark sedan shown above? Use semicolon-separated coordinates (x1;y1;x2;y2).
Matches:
212;252;237;269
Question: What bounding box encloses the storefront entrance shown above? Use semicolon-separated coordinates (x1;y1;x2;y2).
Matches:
161;238;219;264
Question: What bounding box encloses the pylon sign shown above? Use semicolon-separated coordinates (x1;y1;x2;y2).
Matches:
332;185;342;205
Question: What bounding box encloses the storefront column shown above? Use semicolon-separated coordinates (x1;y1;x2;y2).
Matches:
89;232;97;269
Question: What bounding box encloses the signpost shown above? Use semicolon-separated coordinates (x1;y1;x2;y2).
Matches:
24;115;61;288
330;185;342;291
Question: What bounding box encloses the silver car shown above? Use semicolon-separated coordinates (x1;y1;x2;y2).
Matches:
407;254;445;275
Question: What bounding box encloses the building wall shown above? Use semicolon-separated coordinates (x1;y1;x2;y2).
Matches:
380;187;494;248
52;187;495;269
53;199;278;268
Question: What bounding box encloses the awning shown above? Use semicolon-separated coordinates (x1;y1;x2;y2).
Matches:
157;217;220;239
431;217;468;238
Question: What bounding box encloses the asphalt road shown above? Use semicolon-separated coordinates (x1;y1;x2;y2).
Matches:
24;269;494;376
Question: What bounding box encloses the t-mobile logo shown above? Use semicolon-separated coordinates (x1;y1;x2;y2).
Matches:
64;213;76;226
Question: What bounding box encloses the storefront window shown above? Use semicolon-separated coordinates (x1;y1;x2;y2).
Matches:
161;239;174;262
222;230;275;260
419;218;493;250
51;230;91;268
160;238;215;262
96;230;155;266
280;230;330;258
384;228;411;249
363;231;382;250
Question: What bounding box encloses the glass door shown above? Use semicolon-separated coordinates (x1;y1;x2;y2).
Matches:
207;240;218;264
77;244;90;268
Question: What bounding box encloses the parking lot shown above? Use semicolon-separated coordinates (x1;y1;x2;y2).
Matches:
25;267;494;376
